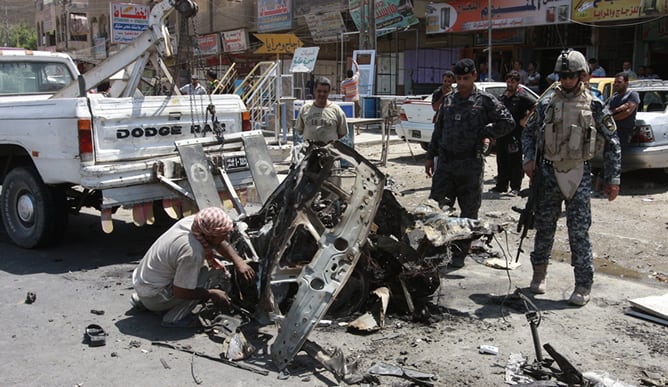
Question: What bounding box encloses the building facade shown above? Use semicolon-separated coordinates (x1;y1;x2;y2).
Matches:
33;0;668;95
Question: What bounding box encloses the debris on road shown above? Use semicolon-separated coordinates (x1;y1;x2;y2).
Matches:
367;361;436;386
626;293;668;326
479;344;499;355
348;287;389;333
24;292;36;304
226;142;507;377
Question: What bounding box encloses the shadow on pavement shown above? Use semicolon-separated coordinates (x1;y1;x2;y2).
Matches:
469;290;576;320
115;310;200;342
0;211;174;275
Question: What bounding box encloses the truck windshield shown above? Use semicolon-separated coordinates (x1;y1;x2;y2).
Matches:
0;61;74;95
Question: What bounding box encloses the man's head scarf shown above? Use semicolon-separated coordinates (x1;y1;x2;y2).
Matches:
191;208;233;258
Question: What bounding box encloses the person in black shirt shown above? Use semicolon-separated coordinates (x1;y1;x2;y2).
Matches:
492;70;535;195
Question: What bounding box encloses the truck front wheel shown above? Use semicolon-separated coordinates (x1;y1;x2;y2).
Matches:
1;167;67;248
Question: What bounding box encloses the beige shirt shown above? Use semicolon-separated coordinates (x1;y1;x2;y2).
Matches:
295;102;348;144
132;216;205;297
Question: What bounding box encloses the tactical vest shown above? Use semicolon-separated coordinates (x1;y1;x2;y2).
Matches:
543;84;599;162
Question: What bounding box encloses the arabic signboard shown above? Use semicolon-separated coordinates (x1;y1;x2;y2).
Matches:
110;2;150;44
572;0;666;22
295;0;347;15
305;8;346;44
290;47;319;73
349;0;419;37
254;33;303;54
257;0;293;33
195;33;220;56
426;0;571;34
222;29;249;53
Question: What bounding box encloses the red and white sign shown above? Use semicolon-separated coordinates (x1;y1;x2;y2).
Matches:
222;29;249;53
196;33;220;56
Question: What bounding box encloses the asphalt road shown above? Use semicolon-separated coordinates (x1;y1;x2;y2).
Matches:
1;138;667;386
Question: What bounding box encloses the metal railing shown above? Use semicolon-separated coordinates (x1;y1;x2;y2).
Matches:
212;62;237;94
234;61;281;141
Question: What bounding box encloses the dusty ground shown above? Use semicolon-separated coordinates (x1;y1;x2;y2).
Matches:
1;138;667;386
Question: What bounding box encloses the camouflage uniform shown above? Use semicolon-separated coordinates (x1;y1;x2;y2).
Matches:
427;86;515;259
522;83;621;289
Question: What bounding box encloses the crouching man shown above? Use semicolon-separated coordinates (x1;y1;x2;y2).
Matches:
131;207;255;327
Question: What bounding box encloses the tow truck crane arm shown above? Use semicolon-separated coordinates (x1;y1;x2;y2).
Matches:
53;0;198;99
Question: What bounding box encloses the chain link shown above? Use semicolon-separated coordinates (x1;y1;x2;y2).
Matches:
189;17;223;139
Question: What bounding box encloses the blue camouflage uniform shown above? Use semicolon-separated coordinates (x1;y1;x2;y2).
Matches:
522;83;621;289
427;86;515;259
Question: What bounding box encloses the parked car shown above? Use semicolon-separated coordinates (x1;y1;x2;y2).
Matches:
396;82;539;149
589;77;616;102
618;79;668;172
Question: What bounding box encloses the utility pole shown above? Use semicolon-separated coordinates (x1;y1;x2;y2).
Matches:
487;0;492;81
367;0;376;51
359;0;366;49
60;0;70;51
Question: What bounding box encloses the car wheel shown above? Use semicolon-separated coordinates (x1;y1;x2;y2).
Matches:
325;267;369;318
1;166;67;248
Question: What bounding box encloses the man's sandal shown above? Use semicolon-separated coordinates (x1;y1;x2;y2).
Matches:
84;324;107;347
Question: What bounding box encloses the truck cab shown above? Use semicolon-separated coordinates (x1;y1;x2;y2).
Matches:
0;49;77;97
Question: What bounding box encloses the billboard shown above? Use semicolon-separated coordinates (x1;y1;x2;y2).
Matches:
257;0;293;33
572;0;668;22
290;47;320;73
195;33;220;56
110;2;150;44
222;29;249;53
425;0;571;34
348;0;418;36
305;8;346;44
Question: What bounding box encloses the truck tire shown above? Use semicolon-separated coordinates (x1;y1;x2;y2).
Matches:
1;167;67;248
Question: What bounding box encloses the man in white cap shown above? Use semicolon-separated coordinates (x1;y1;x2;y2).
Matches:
132;207;255;326
179;75;207;95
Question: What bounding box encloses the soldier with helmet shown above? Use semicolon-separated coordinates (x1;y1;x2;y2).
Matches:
521;49;621;306
425;58;515;268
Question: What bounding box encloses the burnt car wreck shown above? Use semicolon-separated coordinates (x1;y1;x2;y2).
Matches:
225;142;506;381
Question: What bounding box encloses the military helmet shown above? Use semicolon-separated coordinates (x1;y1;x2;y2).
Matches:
554;49;588;73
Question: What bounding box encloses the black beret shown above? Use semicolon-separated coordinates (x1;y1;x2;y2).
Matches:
454;58;476;75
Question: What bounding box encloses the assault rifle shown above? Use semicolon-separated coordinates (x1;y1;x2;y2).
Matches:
512;129;544;263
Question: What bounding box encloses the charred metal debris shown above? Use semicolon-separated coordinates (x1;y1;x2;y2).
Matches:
213;142;507;381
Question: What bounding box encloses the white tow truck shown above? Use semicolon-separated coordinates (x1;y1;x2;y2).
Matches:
0;0;277;248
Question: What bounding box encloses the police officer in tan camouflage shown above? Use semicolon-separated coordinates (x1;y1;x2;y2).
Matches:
522;49;621;306
425;58;515;268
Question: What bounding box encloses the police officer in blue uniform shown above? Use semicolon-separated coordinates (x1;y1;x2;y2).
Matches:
522;49;621;306
425;58;515;268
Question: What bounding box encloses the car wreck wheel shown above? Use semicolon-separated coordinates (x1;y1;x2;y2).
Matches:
326;267;369;318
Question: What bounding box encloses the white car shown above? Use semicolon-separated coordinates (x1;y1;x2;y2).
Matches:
396;82;538;149
617;79;668;172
